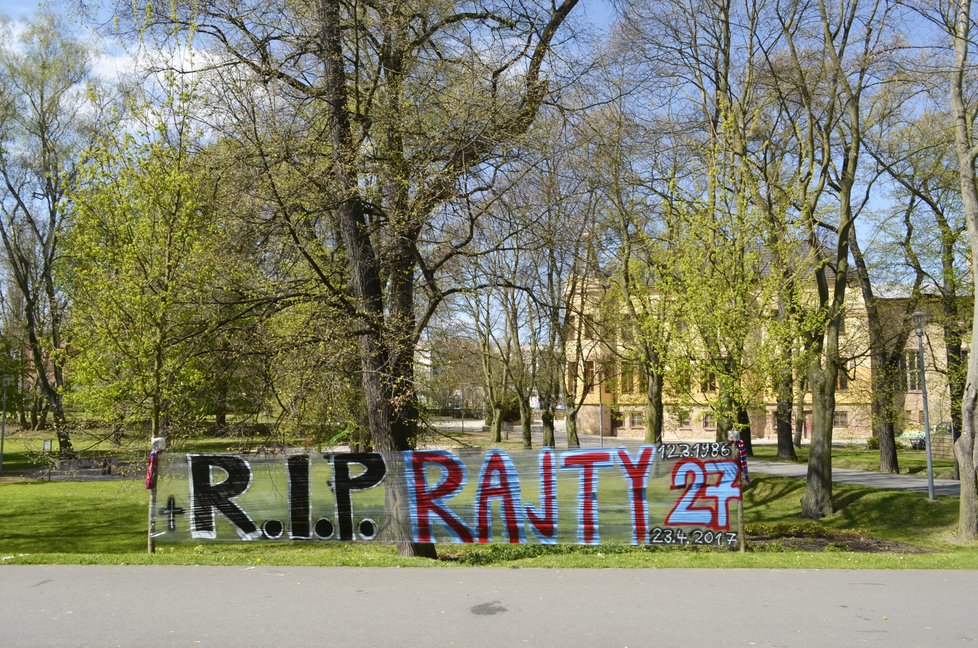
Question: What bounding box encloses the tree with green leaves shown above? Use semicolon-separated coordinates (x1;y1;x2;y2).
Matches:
122;0;583;557
125;0;581;453
0;13;103;454
912;0;978;540
67;108;219;441
762;0;897;518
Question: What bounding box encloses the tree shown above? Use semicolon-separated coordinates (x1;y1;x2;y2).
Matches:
126;0;580;452
582;86;674;445
613;0;800;452
861;107;969;473
946;0;978;540
125;0;583;556
763;0;895;518
67;108;219;441
0;13;101;454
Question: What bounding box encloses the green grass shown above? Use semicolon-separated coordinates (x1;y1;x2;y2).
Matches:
2;472;976;569
1;425;974;568
0;435;43;473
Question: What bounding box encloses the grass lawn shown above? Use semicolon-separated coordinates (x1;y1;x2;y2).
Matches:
1;471;975;569
1;423;975;568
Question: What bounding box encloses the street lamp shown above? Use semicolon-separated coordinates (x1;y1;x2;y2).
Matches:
597;368;604;447
912;311;936;501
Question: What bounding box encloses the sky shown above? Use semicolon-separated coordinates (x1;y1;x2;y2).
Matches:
1;0;618;28
0;0;40;20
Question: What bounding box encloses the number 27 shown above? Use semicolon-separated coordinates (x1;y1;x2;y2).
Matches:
665;459;741;530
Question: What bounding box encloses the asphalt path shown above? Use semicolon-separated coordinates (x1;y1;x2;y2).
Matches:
748;458;961;496
0;566;974;647
503;422;964;497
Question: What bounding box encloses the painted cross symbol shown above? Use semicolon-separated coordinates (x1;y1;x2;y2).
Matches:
159;496;186;533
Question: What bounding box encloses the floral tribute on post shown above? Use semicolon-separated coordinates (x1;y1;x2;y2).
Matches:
153;443;742;547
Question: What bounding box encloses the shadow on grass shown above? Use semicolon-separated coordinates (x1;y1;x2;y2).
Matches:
826;488;958;539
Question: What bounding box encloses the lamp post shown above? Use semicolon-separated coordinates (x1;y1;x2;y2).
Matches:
597;369;604;447
912;311;936;501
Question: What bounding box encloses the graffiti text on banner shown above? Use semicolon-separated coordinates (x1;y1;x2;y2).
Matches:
153;444;742;547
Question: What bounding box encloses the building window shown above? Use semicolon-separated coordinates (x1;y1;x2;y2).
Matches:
619;363;634;394
620;323;636;345
703;414;716;429
631;412;645;428
583;316;598;340
611;409;624;429
901;351;922;391
701;368;717;393
679;412;692;428
833;411;848;428
583;361;595;393
674;366;691;394
837;359;854;391
919;410;925;424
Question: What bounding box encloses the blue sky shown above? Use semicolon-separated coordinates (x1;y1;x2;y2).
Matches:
0;0;41;20
1;0;618;26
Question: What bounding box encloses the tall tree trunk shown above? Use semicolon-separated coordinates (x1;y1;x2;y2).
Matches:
775;369;796;460
802;365;835;517
945;332;965;468
518;397;532;449
565;409;581;448
737;407;753;456
950;0;978;541
644;370;663;444
318;0;430;557
541;404;555;447
793;375;807;448
873;357;901;474
491;405;504;444
850;222;909;473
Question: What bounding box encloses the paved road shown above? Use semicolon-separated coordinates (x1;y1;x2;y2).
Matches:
0;566;973;647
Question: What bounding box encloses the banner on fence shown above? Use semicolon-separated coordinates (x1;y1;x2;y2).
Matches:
152;443;742;547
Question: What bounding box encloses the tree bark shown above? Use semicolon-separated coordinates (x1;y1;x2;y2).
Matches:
802;365;834;517
950;0;978;541
541;405;556;447
518;397;532;449
565;409;581;448
737;407;753;456
644;369;663;444
491;405;504;444
775;368;797;460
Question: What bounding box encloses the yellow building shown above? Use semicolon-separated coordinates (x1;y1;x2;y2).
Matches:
568;282;962;443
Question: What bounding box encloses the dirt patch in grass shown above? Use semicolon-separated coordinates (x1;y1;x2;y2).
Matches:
747;525;933;553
